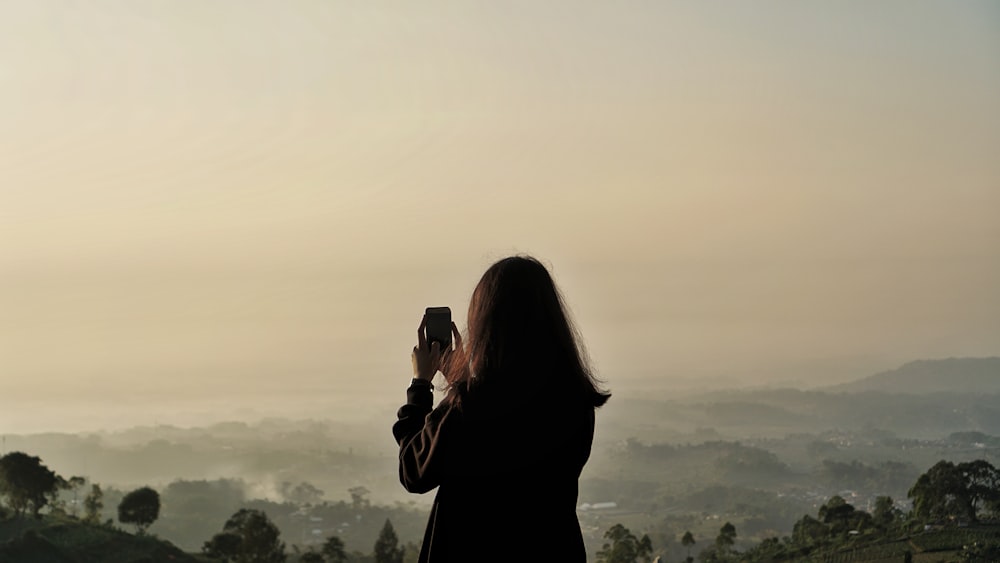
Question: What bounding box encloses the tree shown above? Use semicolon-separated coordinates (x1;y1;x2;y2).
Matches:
873;496;900;531
0;452;61;517
205;532;243;560
322;536;348;563
741;536;790;563
819;496;871;538
373;519;404;563
298;551;324;563
791;515;827;548
715;522;736;552
83;484;104;524
64;476;87;517
203;508;286;563
909;460;961;522
347;486;370;510
959;459;1000;520
909;460;1000;523
280;481;324;505
596;523;654;563
816;495;874;543
682;530;696;563
118;486;160;535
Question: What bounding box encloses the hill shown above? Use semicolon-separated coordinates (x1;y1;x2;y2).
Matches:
743;523;1000;562
826;357;1000;395
600;385;1000;442
0;515;208;563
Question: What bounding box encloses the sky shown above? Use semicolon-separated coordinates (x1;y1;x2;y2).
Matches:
2;1;999;433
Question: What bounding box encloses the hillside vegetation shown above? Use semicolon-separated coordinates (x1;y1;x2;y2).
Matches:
0;515;206;563
3;357;1000;562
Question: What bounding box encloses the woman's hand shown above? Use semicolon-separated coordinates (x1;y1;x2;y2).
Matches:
412;315;442;381
441;322;464;379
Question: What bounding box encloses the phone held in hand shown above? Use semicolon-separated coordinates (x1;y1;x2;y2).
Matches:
425;307;452;352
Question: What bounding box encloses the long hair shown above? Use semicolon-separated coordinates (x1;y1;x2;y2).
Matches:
444;256;610;409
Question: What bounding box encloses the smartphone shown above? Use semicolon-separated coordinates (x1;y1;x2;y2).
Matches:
424;307;452;351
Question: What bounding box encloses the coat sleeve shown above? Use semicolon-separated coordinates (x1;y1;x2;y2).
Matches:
391;383;459;494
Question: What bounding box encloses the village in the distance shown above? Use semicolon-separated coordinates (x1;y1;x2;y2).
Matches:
2;357;999;562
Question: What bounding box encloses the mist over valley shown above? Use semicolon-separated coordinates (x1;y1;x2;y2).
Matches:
3;2;998;559
4;357;999;560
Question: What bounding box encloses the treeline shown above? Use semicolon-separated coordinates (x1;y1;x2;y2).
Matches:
0;451;421;562
0;419;402;511
612;436;932;497
817;459;919;495
591;430;987;528
594;459;1000;562
617;439;794;486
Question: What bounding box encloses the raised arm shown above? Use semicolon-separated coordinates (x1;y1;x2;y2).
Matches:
392;381;458;493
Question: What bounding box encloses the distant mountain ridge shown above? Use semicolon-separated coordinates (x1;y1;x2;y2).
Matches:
827;357;1000;395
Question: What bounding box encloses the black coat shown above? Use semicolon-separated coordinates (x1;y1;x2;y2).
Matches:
392;380;596;562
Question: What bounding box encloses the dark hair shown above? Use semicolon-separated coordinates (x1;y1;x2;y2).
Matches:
444;255;610;409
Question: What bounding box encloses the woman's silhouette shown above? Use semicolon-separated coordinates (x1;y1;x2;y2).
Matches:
393;255;610;562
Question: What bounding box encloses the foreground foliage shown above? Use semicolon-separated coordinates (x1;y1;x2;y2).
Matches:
597;459;1000;563
0;514;202;562
204;508;287;563
597;523;653;563
117;486;161;535
0;452;62;518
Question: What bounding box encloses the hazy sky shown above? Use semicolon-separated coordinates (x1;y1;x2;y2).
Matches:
2;2;999;432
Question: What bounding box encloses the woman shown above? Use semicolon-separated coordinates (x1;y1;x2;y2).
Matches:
392;255;610;562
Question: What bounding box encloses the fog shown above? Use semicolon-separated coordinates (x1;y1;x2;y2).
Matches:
3;358;999;559
3;3;999;560
2;3;999;441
